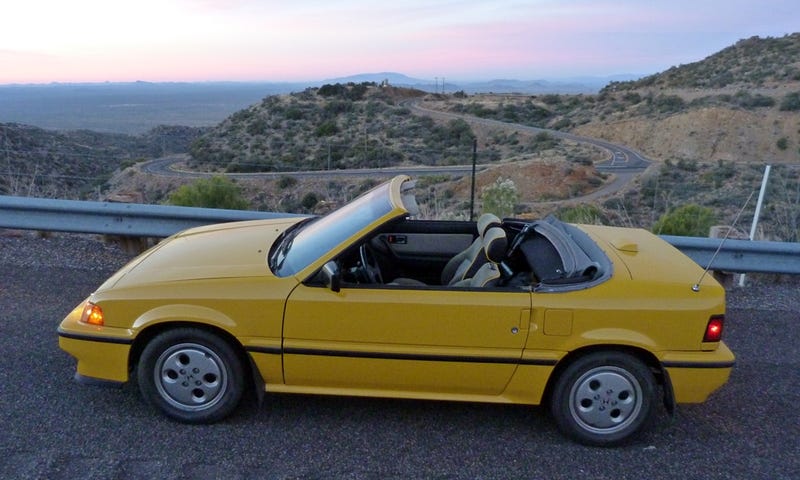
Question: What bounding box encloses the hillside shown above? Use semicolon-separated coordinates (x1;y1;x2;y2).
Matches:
0;124;205;198
184;82;604;176
607;34;800;90
411;34;800;240
4;34;800;241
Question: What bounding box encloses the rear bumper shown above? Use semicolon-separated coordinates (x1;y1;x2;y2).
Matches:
660;341;735;403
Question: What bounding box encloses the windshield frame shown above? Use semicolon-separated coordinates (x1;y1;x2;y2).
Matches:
270;178;408;277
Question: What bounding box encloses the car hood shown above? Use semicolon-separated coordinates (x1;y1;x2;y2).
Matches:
98;217;305;291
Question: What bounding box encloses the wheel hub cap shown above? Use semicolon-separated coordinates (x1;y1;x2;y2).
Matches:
154;343;227;412
569;366;642;434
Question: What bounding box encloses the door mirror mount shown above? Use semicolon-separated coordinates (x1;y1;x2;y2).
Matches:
321;261;341;292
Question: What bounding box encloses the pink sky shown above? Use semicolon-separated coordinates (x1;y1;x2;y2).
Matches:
1;0;798;84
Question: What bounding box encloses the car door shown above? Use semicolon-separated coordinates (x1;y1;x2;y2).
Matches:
282;284;531;396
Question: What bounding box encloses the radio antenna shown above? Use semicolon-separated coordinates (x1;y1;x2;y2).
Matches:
692;191;755;292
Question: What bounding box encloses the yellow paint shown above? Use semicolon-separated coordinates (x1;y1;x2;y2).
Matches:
57;176;735;411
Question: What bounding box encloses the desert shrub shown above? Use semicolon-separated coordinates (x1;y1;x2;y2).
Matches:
277;175;297;189
540;94;562;105
734;91;776;108
315;120;339;137
652;204;716;237
481;177;519;218
653;94;686;113
622;92;642;104
557;204;607;224
777;137;789;150
246;117;268;136
301;192;320;211
779;92;800;111
531;131;558;151
168;176;248;210
317;83;346;97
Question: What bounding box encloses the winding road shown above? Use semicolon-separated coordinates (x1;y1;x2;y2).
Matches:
140;100;651;201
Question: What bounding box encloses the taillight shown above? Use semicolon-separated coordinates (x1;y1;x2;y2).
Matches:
703;315;724;342
80;302;104;326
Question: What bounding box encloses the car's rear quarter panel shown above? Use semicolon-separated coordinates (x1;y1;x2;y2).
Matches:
518;225;731;404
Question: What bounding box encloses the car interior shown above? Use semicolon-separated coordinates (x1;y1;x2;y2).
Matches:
315;213;611;292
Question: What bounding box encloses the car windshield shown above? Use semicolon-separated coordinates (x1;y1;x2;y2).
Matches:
271;182;397;277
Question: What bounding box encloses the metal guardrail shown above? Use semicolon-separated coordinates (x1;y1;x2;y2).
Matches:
0;195;302;238
661;235;800;274
1;195;799;275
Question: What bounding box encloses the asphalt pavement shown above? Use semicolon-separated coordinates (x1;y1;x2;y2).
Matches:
0;234;798;479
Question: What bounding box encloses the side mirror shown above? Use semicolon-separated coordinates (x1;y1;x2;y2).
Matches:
321;261;341;292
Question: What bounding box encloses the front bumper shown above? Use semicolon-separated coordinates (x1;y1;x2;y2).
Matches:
660;341;735;403
57;301;134;383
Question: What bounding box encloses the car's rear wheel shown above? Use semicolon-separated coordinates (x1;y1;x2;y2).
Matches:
137;328;245;423
550;351;655;446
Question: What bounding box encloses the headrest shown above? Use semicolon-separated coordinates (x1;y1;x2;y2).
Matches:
477;213;502;237
483;226;507;263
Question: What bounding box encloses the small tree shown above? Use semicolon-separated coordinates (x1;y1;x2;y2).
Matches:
652;204;716;237
169;176;248;210
481;177;519;218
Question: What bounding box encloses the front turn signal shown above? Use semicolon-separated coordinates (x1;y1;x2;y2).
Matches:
81;302;104;326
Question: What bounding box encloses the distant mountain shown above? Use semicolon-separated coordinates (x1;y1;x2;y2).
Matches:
0;75;628;134
323;71;631;94
324;72;431;86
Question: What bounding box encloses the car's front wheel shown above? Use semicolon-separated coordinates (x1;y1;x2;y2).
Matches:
137;328;245;423
550;351;656;446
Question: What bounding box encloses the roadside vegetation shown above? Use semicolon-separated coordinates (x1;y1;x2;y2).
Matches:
2;34;799;240
168;176;248;210
186;83;567;173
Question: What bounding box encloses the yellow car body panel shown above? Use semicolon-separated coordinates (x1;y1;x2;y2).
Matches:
58;175;734;442
58;301;132;381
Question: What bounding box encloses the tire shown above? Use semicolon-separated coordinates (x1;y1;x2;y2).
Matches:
137;328;245;423
550;351;656;446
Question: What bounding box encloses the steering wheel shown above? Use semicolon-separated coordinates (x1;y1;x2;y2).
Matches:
359;243;384;284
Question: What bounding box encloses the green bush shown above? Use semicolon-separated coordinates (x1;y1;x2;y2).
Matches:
653;94;686;113
481;177;519;218
777;137;789;150
557;204;606;224
315;120;339;137
652;204;716;236
301;192;320;211
779;92;800;111
168;176;248;210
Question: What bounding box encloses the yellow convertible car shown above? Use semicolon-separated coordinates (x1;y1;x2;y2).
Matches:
58;175;734;446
